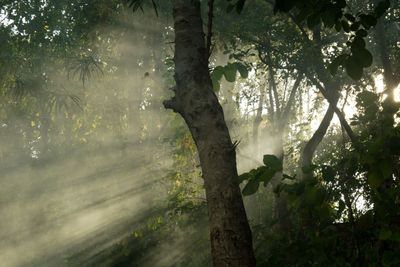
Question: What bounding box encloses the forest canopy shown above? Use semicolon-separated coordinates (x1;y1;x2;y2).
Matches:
0;0;399;266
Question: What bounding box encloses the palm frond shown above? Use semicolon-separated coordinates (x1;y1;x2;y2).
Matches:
126;0;158;16
68;54;103;86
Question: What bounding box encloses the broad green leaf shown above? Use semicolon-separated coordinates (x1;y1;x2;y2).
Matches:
259;168;276;186
211;66;224;91
242;178;260;196
351;36;366;51
360;14;377;27
223;63;237;82
353;48;373;67
357;91;379;108
211;78;220;92
235;63;249;78
341;20;351;32
238;172;250;184
345;56;363;80
356;29;368;37
211;66;224;80
263;154;283;171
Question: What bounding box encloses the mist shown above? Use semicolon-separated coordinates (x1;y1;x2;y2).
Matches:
2;1;399;266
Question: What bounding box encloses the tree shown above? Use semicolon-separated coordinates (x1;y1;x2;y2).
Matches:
162;1;256;266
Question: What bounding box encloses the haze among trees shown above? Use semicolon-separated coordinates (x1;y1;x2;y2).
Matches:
0;0;399;266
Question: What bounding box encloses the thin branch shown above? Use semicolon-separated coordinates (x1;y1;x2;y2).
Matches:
308;75;358;145
281;72;303;125
206;0;215;59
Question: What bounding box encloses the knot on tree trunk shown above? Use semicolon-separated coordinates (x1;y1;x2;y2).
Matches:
163;96;180;113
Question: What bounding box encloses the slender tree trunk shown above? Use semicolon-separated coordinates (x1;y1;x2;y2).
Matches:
252;86;264;156
300;29;344;170
272;75;302;233
272;140;292;233
165;1;255;266
301;100;337;171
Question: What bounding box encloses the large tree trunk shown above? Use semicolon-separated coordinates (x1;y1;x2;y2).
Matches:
164;1;256;266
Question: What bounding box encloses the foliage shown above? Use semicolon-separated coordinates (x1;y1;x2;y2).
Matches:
1;0;399;266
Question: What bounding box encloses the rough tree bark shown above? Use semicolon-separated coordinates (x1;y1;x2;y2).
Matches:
164;1;256;266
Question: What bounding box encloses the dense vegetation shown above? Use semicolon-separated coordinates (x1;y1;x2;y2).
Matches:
0;0;399;266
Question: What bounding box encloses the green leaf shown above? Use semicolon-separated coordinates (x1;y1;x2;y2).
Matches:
242;178;260;196
350;21;361;31
211;78;220;92
379;228;392;240
263;154;283;171
341;20;350;32
345;56;363;80
351;36;366;51
379;160;392;179
344;13;356;22
360;14;377;27
223;63;237;82
211;66;224;80
259;168;276;186
304;187;325;206
367;170;384;189
328;54;348;75
321;165;335;182
211;66;224;91
356;29;368;37
235;62;249;78
238;172;250;183
353;48;373;67
357;91;379;107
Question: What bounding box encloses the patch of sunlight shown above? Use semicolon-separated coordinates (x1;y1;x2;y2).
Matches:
374;74;385;93
394;84;400;103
